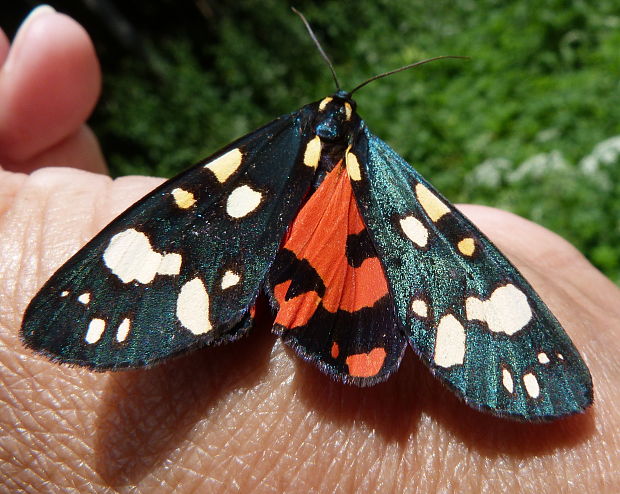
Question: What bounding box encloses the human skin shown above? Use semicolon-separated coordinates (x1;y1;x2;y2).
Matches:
1;7;619;493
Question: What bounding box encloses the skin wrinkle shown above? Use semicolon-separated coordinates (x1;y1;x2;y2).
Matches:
0;362;41;418
93;329;275;487
23;174;58;310
0;184;39;324
209;355;292;472
165;459;207;493
348;431;378;492
14;433;87;492
283;417;325;489
0;355;79;442
357;435;385;492
285;416;329;491
283;444;317;492
216;421;268;477
388;443;407;491
314;433;347;493
253;405;302;473
338;427;367;492
245;411;304;490
86;172;114;240
0;170;27;216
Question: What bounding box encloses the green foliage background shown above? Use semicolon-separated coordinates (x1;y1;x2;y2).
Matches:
9;1;620;281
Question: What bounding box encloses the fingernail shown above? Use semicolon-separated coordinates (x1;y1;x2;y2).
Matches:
19;5;57;33
3;5;57;73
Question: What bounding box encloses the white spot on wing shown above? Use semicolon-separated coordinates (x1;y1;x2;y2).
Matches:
303;136;321;169
171;188;196;209
400;216;428;247
221;270;241;289
226;185;263;218
204;148;243;183
103;229;182;284
158;253;182;276
78;292;91;305
85;318;106;344
538;352;550;364
433;314;466;368
116;318;131;342
176;277;212;335
502;367;514;394
523;372;540;398
465;284;532;336
415;183;450;222
457;237;475;256
557;353;564;360
346;150;361;181
411;299;428;318
60;291;69;297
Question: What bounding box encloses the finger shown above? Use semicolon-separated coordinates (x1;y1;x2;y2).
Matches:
0;6;102;170
13;125;108;175
0;27;9;66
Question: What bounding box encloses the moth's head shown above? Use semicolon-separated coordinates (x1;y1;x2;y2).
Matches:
314;91;357;142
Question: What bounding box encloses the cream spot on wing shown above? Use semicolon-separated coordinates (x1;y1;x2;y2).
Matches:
415;183;450;222
226;185;263;218
400;216;428;247
60;291;69;297
465;284;532;336
538;352;550;364
116;318;131;343
204;148;243;183
303;136;321;169
176;277;212;335
457;237;476;256
434;314;466;368
411;299;428;318
557;353;564;360
78;292;91;305
171;188;196;209
319;97;333;111
221;270;241;289
103;229;182;284
502;367;514;394
523;372;540;398
158;253;182;276
85;318;106;344
346;150;362;181
344;102;352;121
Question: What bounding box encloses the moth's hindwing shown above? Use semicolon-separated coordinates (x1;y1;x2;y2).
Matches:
267;163;406;385
21;107;320;369
348;124;593;420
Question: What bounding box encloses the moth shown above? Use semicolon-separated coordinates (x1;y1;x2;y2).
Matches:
21;12;592;421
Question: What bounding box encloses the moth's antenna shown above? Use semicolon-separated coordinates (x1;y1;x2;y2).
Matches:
292;7;341;91
350;56;469;95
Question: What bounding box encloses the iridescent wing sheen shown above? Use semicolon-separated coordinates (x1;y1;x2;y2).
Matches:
22;106;320;370
347;124;592;419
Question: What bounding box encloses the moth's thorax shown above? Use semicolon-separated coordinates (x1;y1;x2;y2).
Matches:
311;92;359;184
314;92;357;143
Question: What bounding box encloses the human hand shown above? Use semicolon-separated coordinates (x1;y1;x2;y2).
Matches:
1;7;619;492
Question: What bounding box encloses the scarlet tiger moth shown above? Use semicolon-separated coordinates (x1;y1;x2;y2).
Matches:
20;10;592;421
